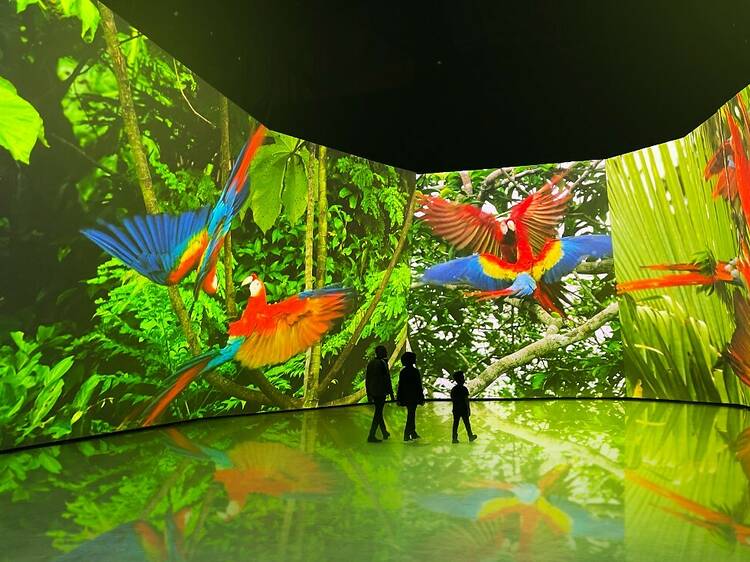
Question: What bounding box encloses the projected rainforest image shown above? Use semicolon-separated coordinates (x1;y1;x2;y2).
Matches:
0;1;413;449
610;87;750;405
408;163;620;398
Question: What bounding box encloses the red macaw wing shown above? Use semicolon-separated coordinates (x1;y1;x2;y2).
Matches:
728;295;750;387
508;176;572;257
725;106;750;227
230;288;352;369
417;194;506;256
704;140;733;180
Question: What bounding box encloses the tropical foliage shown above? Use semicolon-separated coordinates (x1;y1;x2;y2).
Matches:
608;88;750;405
0;2;412;448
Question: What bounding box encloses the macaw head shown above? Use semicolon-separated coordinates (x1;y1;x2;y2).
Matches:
241;273;266;300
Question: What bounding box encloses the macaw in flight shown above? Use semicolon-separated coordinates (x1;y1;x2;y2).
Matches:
139;274;353;426
164;428;331;521
82;125;268;299
420;464;623;561
627;469;750;547
417;174;571;266
420;234;613;315
55;508;191;562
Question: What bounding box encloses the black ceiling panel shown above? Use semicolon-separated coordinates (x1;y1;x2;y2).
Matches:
103;0;750;171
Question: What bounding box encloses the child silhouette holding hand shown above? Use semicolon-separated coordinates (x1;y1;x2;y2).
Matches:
450;371;477;443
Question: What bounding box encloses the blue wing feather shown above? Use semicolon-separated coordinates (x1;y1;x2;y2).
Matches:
542;235;612;284
82;207;211;285
421;256;512;291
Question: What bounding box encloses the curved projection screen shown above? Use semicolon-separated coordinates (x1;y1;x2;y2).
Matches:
2;1;750;451
0;4;412;450
610;87;750;406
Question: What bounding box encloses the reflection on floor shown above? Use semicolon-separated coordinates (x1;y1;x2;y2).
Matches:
0;400;748;561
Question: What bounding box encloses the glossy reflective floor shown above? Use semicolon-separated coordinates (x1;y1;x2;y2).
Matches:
1;400;749;561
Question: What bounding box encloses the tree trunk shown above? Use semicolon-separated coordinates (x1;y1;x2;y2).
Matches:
100;4;288;410
217;95;237;317
99;3;201;355
305;145;328;407
302;145;319;407
317;172;418;397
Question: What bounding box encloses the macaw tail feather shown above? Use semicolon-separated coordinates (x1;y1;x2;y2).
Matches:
141;346;233;427
534;282;568;317
617;272;719;294
82;207;211;285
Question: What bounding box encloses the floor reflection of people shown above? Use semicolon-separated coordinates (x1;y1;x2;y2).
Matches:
165;429;330;520
397;351;425;441
365;345;394;443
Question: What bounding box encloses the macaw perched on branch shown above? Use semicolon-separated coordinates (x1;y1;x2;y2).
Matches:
164;428;331;520
139;274;353;426
417;175;571;265
82;125;267;299
420;235;612;315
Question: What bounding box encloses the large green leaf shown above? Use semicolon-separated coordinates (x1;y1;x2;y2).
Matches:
0;77;45;164
248;132;309;231
281;153;308;224
250;148;286;232
58;0;101;42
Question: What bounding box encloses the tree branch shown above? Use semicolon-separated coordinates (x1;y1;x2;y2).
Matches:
467;301;619;395
173;58;216;128
203;372;271;406
317;175;418;395
458;171;474;196
575;258;613;275
245;369;302;410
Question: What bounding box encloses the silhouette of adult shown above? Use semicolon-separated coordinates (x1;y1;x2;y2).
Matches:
397;352;425;441
365;345;394;443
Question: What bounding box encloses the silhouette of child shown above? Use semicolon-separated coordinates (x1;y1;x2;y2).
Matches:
396;352;425;441
450;371;477;443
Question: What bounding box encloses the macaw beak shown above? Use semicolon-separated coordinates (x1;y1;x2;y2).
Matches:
241;275;254;287
506;219;516;231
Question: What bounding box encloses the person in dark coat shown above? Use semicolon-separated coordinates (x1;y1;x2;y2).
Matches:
450;371;477;443
397;352;425;441
365;345;394;443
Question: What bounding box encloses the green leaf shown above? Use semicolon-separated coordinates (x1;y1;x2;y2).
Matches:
249;149;286;232
37;452;62;474
281;154;308;224
58;0;101;42
0;77;45;164
15;0;42;13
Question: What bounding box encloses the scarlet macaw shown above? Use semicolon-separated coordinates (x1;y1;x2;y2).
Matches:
55;509;191;561
417;175;571;265
420;235;612;315
419;465;622;561
82;125;267;299
164;428;331;520
140;274;353;426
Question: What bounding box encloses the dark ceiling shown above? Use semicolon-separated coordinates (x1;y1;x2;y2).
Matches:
104;0;750;172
